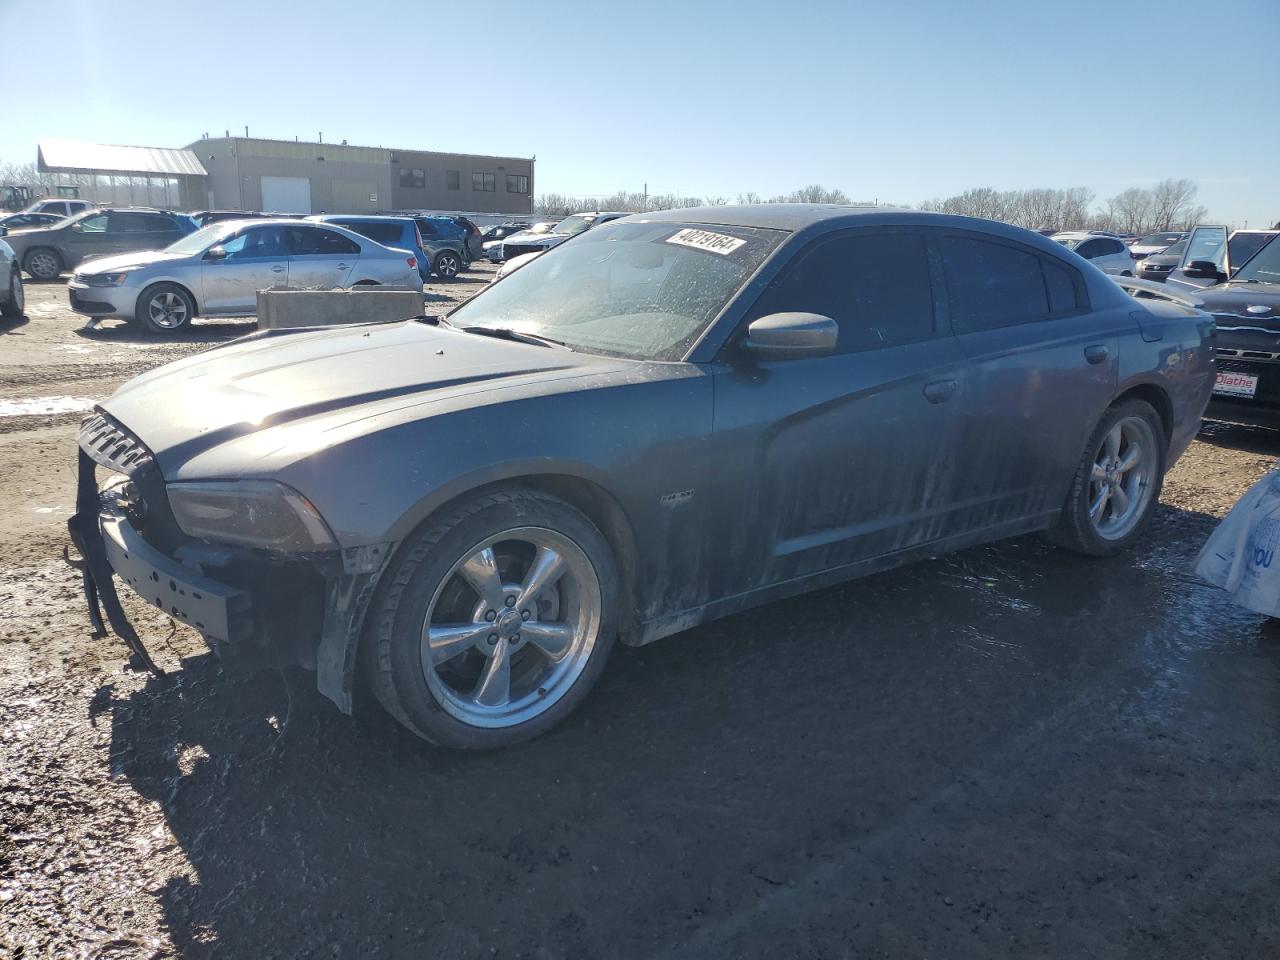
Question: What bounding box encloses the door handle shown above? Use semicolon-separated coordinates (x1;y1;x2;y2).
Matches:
336;262;349;270
1084;344;1109;364
923;379;957;404
271;265;285;273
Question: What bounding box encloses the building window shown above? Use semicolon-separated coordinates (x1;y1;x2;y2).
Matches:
506;174;529;194
447;170;460;190
472;172;496;192
399;168;425;189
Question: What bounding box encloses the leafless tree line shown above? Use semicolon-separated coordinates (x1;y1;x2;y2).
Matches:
534;184;857;217
537;178;1213;235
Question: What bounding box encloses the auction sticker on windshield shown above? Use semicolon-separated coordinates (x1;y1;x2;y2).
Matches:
666;228;747;256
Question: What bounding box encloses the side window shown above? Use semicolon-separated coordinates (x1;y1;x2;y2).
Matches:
417;220;438;237
286;226;361;256
940;234;1050;331
1074;238;1102;259
1102;238;1125;256
142;213;179;232
749;231;935;352
340;221;401;245
222;226;286;259
110;213;153;233
77;214;108;233
1042;258;1082;313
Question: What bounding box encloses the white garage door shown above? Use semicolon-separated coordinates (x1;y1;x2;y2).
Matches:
260;176;312;214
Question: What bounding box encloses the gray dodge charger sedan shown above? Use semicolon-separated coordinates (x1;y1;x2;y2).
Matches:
69;205;1215;749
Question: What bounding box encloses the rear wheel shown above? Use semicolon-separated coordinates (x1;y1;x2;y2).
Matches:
1;268;23;317
23;248;62;282
366;488;619;749
433;250;461;281
1049;398;1165;555
135;282;195;334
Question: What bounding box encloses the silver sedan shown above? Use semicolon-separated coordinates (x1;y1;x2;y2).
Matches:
0;236;23;318
67;219;423;334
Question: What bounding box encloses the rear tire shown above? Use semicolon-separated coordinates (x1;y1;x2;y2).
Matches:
1;268;22;317
135;282;195;334
365;488;619;749
23;248;62;282
433;250;461;281
1048;398;1166;556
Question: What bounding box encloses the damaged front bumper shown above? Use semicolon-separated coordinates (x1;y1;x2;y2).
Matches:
68;411;393;713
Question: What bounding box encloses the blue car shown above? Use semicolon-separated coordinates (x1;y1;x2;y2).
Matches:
412;216;470;278
310;215;431;282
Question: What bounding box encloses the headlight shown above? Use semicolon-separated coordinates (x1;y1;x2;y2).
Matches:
166;480;338;552
83;269;139;287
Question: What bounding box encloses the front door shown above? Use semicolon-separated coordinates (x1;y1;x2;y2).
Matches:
61;212;114;266
710;227;969;596
937;229;1121;528
201;224;290;314
284;225;360;289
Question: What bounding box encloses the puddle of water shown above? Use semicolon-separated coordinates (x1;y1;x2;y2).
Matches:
0;396;96;418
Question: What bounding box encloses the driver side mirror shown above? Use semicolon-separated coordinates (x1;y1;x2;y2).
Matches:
204;245;227;261
1183;260;1225;281
70;222;83;233
743;312;838;360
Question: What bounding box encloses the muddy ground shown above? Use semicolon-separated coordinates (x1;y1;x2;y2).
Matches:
1;272;1278;958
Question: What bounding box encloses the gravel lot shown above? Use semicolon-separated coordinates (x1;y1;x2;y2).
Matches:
2;272;1279;958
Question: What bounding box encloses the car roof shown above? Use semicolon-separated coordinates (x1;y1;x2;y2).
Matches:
312;214;412;224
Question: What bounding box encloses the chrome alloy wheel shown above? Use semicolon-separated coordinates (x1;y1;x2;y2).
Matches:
147;291;188;329
27;251;59;280
1088;415;1158;540
436;254;459;279
421;527;602;728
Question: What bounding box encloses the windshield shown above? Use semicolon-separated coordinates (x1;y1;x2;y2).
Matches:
446;220;786;360
164;221;238;255
529;223;554;234
1234;236;1280;284
1159;240;1188;258
1055;237;1081;249
552;215;593;236
1230;233;1277;273
1137;233;1182;247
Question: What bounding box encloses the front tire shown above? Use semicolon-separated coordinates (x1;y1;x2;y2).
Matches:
433;250;461;281
23;248;62;282
1;268;23;317
366;488;619;749
1049;398;1166;556
135;282;195;334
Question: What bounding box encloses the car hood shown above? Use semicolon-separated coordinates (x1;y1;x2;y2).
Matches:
505;231;566;245
77;250;188;274
1142;253;1183;267
1198;281;1280;322
99;319;631;477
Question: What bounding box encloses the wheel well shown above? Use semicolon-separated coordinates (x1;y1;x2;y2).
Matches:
23;246;61;266
413;474;642;640
138;280;199;317
1115;383;1172;442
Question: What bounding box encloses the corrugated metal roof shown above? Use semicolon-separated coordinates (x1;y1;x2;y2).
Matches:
37;140;207;177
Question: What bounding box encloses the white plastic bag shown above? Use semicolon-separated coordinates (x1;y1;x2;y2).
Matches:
1195;466;1280;617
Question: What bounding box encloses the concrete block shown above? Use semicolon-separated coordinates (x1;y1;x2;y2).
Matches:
256;288;424;330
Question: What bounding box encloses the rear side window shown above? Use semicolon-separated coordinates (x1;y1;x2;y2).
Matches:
286;227;361;256
1042;258;1081;313
337;221;402;245
107;212;150;233
750;230;935;352
416;219;438;237
940;235;1051;331
142;213;180;232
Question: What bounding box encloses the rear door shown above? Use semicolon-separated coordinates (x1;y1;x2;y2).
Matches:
284;225;360;288
711;227;971;591
201;224;289;313
1168;225;1229;291
939;229;1122;530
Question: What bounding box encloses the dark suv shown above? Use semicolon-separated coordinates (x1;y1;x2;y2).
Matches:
5;208;196;280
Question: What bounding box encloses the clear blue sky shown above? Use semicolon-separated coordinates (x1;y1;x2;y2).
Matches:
1;0;1276;226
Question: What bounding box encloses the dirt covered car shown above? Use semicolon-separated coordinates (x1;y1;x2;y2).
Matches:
69;205;1215;749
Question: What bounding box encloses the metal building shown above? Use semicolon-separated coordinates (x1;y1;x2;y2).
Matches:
189;136;534;217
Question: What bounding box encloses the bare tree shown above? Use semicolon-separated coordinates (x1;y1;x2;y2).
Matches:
1149;178;1201;231
735;191;761;204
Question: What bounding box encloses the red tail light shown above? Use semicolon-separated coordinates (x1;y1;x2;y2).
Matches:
407;256;417;269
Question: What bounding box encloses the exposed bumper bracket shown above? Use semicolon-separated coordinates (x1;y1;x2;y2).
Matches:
67;448;164;676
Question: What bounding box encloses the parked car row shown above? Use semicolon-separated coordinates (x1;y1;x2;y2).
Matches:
67;218;422;333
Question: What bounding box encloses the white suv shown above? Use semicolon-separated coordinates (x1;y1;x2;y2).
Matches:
1051;232;1135;276
24;198;95;218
